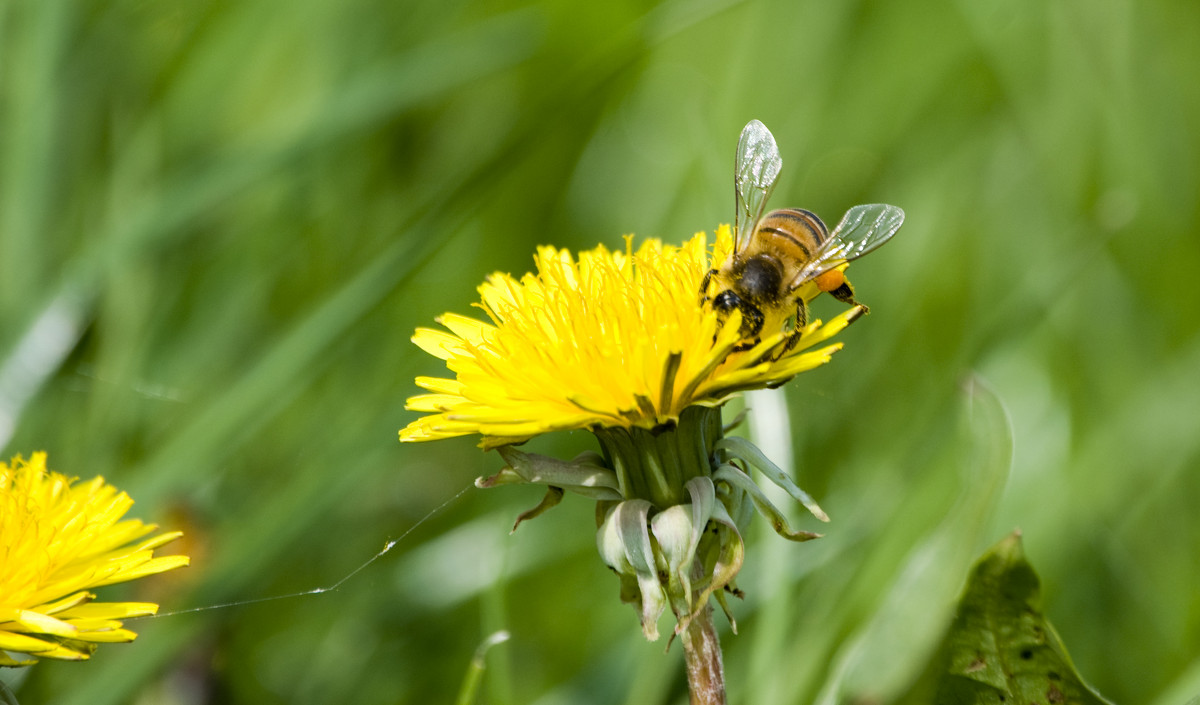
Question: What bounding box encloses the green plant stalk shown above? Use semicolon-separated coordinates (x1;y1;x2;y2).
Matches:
680;595;726;705
454;631;510;705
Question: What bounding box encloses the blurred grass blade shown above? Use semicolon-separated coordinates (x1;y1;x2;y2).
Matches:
125;222;440;504
3;9;539;457
812;374;1014;704
455;630;511;705
0;289;85;451
66;10;541;302
0;1;69;305
1147;656;1200;705
0;678;19;705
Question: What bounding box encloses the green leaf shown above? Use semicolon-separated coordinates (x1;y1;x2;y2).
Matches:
902;531;1115;705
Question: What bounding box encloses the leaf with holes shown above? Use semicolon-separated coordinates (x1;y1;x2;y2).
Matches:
900;531;1114;705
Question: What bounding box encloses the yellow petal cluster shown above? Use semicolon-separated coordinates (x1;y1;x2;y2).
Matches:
0;452;189;666
400;226;859;448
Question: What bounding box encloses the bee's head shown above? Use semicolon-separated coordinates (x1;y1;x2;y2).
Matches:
737;254;784;303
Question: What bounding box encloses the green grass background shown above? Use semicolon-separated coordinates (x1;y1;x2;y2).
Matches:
2;0;1198;703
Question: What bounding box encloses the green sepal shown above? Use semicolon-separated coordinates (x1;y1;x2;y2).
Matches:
682;477;716;564
473;466;525;488
650;504;696;614
723;478;755;531
677;500;745;636
713;463;822;542
509;486;564;533
651;478;724;620
479;446;621;500
597;500;667;641
717;436;829;522
722;407;750;433
712;585;738;633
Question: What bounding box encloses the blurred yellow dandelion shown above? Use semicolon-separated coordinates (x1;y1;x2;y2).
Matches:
400;225;859;448
0;452;189;666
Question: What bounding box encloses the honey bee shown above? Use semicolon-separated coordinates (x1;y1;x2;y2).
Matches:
700;119;905;352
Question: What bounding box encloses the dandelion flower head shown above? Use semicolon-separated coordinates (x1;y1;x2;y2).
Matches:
401;226;859;448
0;452;189;666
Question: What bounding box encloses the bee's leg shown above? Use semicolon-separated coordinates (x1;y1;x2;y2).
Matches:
828;280;856;304
730;300;764;351
698;269;717;304
828;278;869;313
825;279;873;318
711;290;768;352
779;299;809;355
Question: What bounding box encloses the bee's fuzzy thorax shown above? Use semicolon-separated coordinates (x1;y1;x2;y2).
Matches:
737;255;785;304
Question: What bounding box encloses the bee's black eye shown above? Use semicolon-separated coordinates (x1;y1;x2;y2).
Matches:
712;290;740;313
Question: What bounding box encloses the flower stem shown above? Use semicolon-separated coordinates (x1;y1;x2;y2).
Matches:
680;603;726;705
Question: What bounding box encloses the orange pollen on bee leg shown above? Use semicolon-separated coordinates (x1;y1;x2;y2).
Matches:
815;269;845;293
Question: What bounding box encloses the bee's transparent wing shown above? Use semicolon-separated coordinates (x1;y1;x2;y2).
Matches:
792;204;904;284
734;120;782;254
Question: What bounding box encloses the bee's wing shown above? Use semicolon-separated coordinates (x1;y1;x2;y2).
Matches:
791;204;904;285
734;120;782;254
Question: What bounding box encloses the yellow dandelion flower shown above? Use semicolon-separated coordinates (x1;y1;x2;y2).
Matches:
0;452;189;667
396;225;868;642
400;225;859;449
